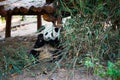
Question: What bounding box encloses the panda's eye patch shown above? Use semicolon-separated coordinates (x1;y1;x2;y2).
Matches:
55;28;59;32
45;32;48;35
51;33;53;37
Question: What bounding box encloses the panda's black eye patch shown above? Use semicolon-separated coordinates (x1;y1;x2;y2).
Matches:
55;28;59;32
51;33;53;37
45;32;48;35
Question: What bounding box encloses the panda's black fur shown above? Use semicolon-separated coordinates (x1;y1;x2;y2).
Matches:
30;25;61;61
30;34;45;58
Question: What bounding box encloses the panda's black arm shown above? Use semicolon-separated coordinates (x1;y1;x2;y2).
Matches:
33;34;45;48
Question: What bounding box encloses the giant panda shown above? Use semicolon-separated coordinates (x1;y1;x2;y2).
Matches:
30;24;61;61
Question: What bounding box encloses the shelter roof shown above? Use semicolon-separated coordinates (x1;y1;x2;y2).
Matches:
0;0;55;16
0;0;45;10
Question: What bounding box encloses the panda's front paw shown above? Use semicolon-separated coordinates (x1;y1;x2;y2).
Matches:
33;34;45;48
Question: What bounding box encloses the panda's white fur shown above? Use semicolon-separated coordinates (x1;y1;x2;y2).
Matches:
38;24;61;41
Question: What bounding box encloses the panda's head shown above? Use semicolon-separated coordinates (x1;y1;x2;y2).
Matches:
39;24;61;41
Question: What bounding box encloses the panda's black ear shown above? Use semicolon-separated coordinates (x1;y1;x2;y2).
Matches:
55;28;59;32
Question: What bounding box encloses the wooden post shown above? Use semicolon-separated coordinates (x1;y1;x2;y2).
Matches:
57;16;62;24
5;15;12;38
37;14;41;30
56;16;62;28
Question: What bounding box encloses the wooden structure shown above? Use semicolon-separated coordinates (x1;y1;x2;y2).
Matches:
0;0;61;38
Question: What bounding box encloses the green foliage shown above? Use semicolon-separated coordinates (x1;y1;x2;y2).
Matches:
57;0;120;26
57;0;120;79
0;46;36;79
107;61;120;79
84;57;95;68
83;57;120;79
94;61;120;80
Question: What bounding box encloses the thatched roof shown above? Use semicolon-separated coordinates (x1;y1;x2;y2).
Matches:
0;0;45;10
0;0;55;16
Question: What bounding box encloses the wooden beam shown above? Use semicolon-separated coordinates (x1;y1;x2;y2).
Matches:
57;16;62;24
19;7;28;14
37;14;41;30
0;6;7;16
56;16;62;28
5;15;12;38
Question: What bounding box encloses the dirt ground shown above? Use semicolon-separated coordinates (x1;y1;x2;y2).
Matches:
9;68;105;80
0;16;107;80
